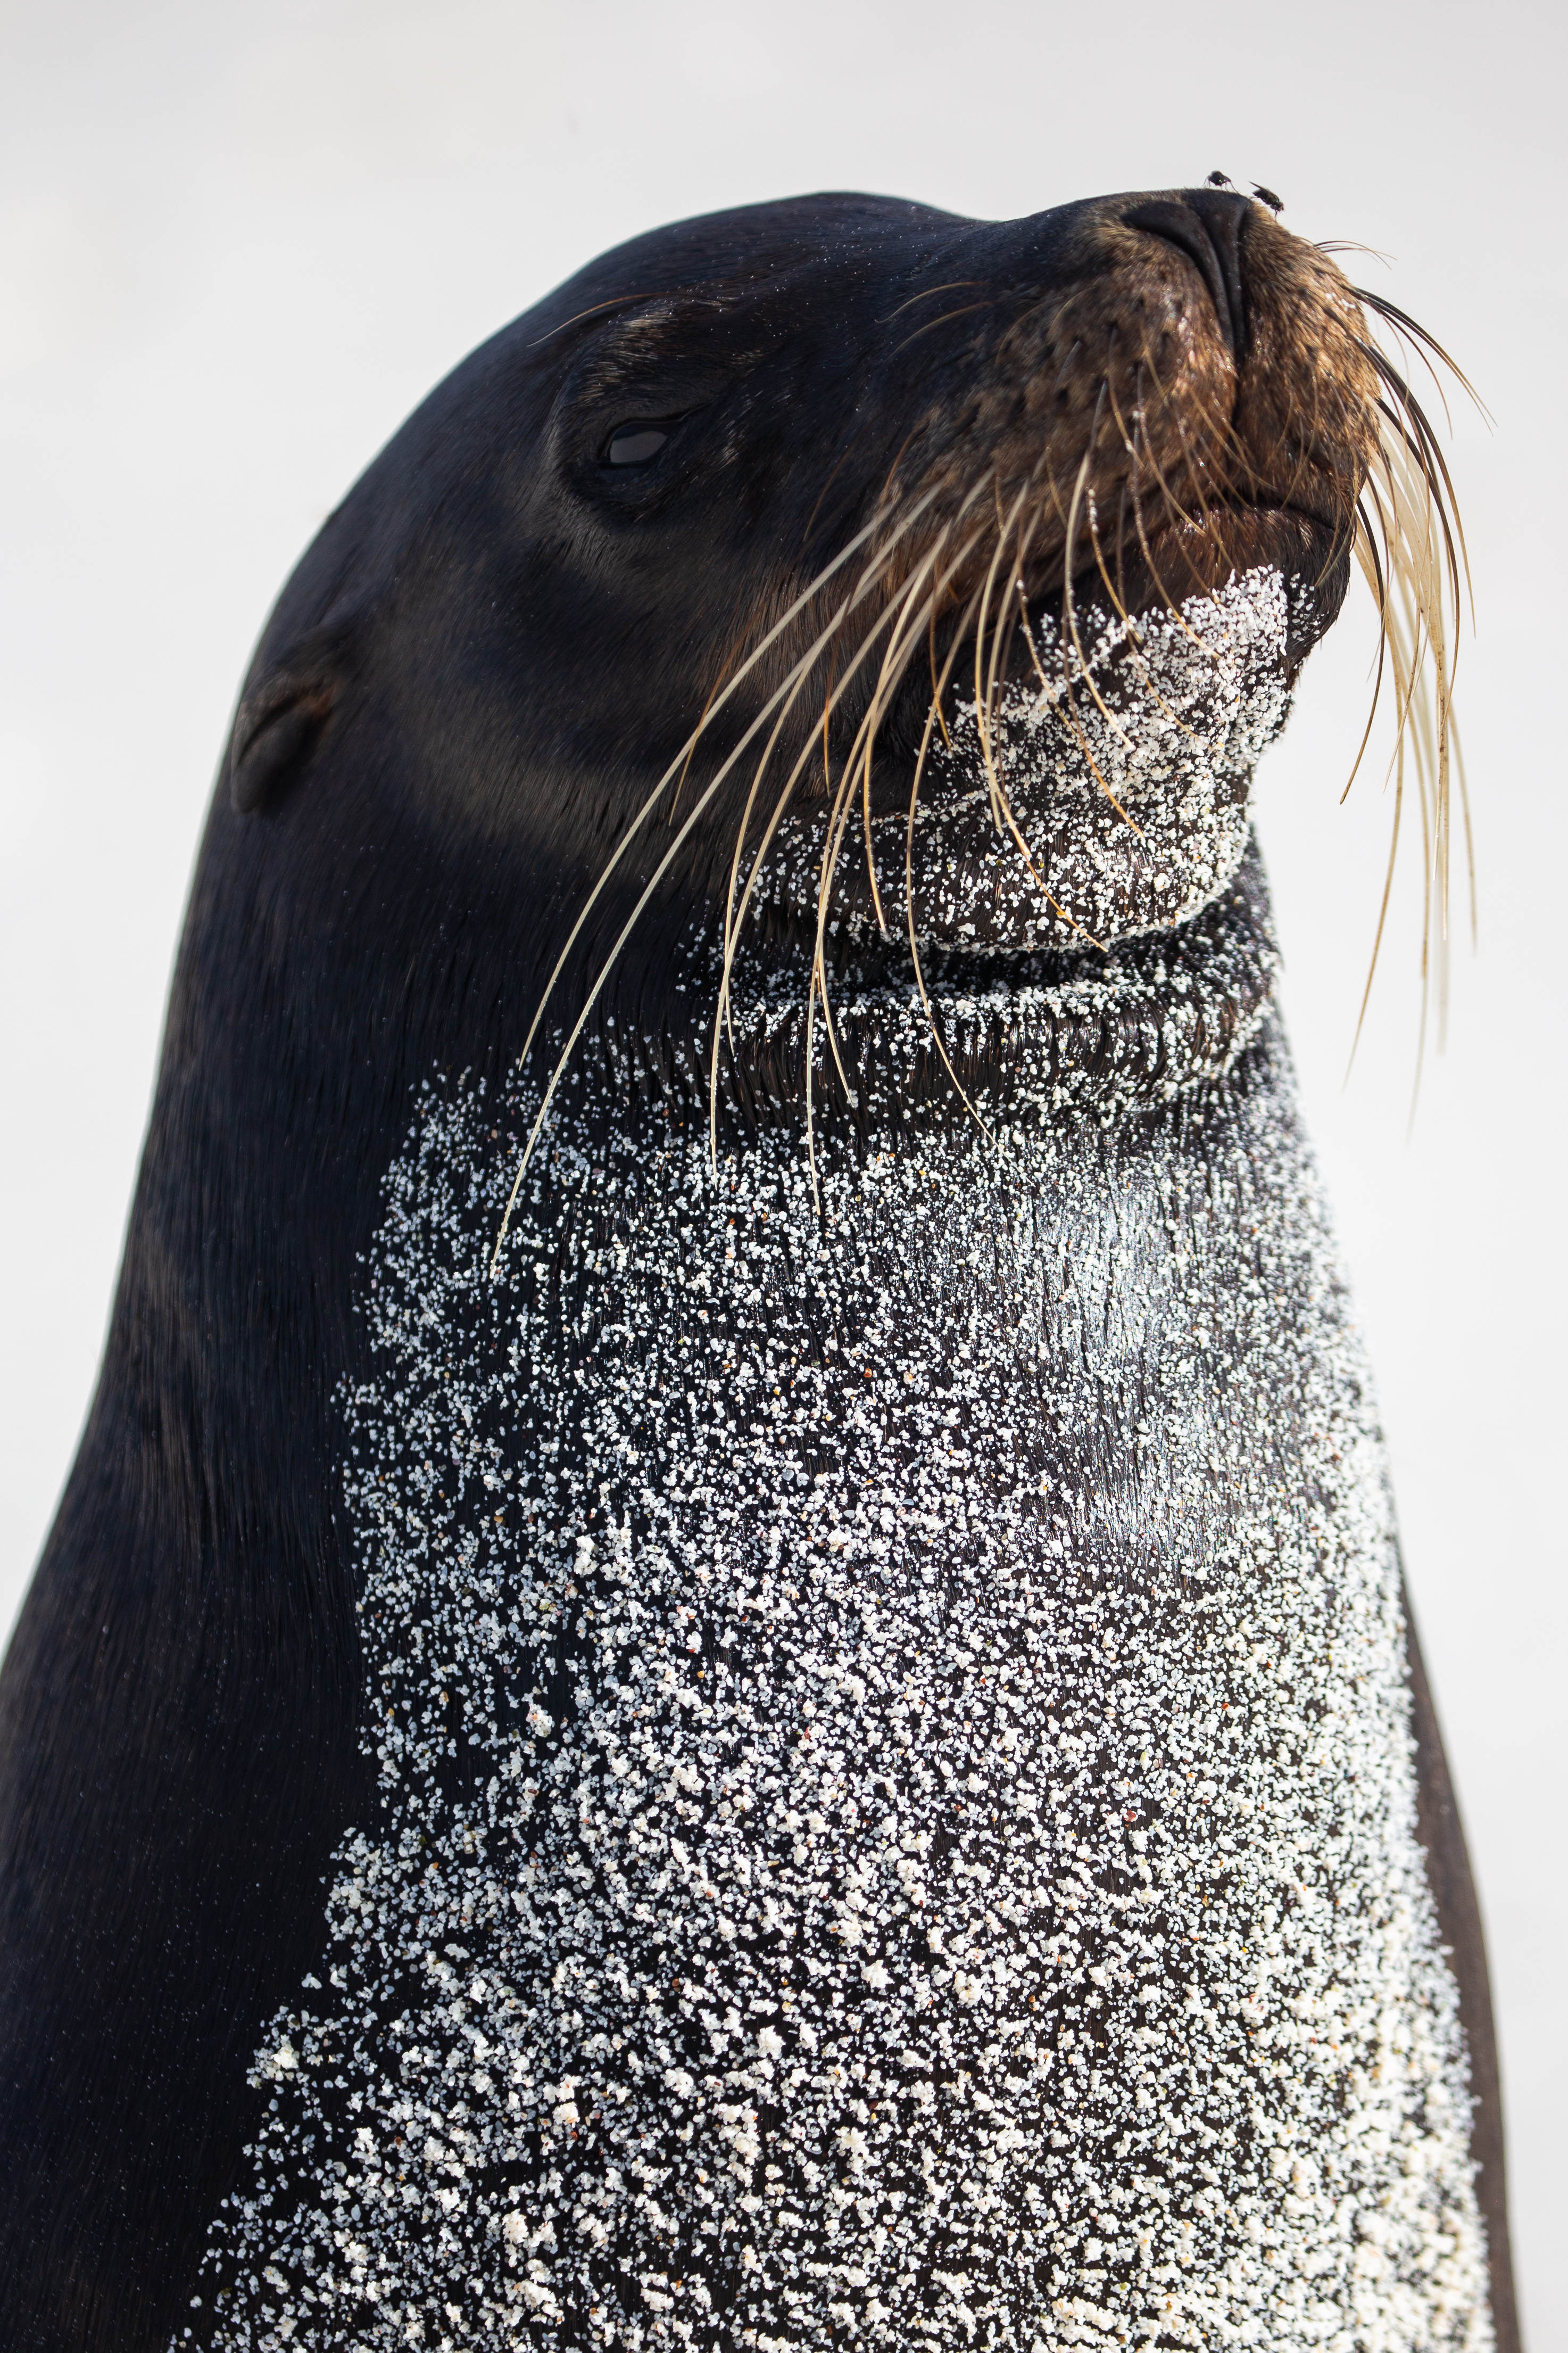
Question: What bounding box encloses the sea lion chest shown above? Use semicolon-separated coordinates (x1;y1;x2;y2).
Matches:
187;1011;1488;2348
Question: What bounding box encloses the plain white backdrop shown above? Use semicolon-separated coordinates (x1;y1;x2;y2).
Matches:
1;1;1562;2339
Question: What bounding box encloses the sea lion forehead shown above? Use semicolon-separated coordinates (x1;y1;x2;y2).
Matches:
521;184;1277;327
522;189;974;328
500;188;1190;397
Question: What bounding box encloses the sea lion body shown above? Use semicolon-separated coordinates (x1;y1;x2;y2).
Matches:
185;899;1491;2349
0;191;1516;2350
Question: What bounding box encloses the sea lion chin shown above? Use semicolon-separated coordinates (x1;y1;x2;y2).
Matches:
0;186;1513;2353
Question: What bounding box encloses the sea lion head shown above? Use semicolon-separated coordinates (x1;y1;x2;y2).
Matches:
219;186;1460;1119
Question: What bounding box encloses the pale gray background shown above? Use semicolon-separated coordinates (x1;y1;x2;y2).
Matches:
1;1;1561;2340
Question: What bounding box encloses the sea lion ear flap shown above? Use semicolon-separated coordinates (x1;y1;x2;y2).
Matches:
227;624;352;816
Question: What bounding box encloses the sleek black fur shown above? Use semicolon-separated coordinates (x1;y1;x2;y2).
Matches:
0;191;1516;2351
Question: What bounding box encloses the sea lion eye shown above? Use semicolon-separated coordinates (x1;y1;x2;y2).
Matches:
606;423;673;466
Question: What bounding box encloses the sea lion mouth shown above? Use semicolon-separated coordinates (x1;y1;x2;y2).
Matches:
1069;500;1347;655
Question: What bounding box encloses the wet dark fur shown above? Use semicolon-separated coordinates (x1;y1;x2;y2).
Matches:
0;189;1516;2351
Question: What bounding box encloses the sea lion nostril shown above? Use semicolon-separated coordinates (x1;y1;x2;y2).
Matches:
1188;186;1252;336
1124;190;1251;359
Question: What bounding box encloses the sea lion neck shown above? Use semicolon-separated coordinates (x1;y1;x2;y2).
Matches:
521;839;1280;1171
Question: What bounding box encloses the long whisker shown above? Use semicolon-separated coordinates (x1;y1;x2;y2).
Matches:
708;558;959;1163
491;491;947;1269
1363;359;1472;630
507;481;947;1099
972;480;1035;827
1345;712;1403;1076
1339;281;1476;1079
1128;342;1210;542
992;768;1109;950
1339;501;1390;805
499;632;843;1269
1036;443;1143;835
924;509;1107;954
859;532;968;934
721;516;986;998
982;502;1026;740
902;554;1101;1141
878;279;986;325
806;548;987;1179
889;301;995;362
711;504;995;1170
903;581;998;1141
798;486;1017;1189
928;596;952;748
1351;286;1489;432
1081;440;1198;744
1060;387;1145;756
1102;365;1205;660
1124;379;1212;655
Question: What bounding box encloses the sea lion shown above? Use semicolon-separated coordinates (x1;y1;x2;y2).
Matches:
0;186;1517;2352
